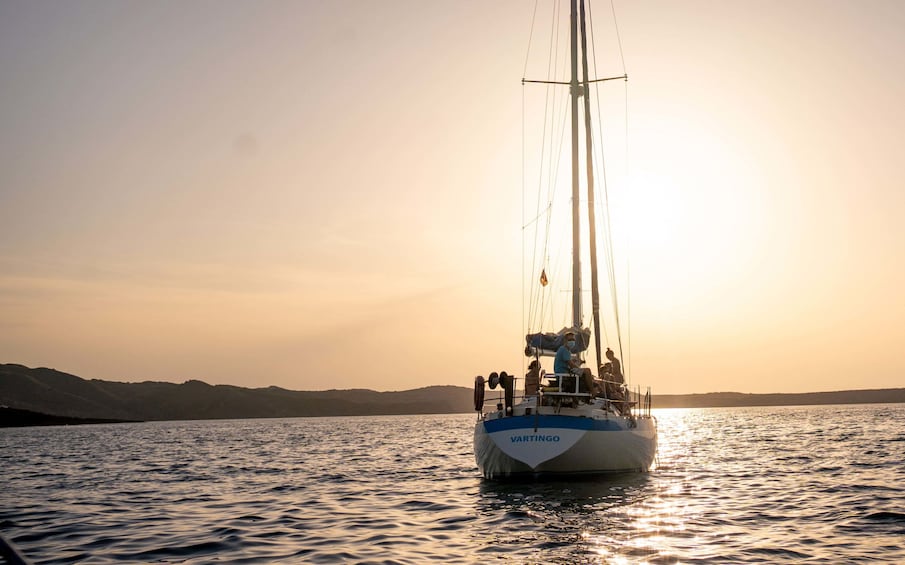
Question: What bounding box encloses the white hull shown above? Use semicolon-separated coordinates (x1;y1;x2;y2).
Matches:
474;402;657;478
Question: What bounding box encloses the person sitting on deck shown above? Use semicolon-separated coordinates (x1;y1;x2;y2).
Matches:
600;362;615;397
552;333;582;396
554;334;578;375
579;368;600;399
605;347;624;384
604;348;627;414
524;359;542;397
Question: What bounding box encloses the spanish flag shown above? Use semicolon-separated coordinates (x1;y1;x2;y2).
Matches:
540;269;548;287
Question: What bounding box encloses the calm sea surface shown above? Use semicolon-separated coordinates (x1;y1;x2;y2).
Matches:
2;404;904;564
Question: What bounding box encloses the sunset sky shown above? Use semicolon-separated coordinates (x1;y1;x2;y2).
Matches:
2;1;903;395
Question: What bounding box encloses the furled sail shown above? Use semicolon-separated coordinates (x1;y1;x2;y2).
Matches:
524;327;591;357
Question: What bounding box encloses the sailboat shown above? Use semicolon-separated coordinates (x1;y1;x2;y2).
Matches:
472;0;658;479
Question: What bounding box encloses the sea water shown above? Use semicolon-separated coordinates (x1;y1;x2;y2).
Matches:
1;404;903;564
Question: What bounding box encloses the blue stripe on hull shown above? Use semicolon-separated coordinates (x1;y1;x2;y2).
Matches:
483;415;623;433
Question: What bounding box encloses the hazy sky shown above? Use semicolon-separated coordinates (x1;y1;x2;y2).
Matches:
2;0;904;394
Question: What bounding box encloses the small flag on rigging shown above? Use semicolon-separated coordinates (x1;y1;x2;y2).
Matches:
540;269;548;287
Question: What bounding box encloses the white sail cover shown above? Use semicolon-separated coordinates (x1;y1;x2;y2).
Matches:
525;326;591;357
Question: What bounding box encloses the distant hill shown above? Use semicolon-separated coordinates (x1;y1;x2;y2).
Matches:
1;363;903;426
0;364;475;423
652;389;905;408
0;406;137;427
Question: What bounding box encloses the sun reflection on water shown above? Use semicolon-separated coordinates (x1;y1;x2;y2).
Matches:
475;470;672;563
473;409;786;563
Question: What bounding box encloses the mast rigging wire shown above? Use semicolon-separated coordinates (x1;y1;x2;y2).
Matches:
528;0;573;338
586;0;630;379
523;0;631;376
522;0;541;79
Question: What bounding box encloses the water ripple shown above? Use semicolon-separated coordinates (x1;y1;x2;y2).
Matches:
2;406;904;563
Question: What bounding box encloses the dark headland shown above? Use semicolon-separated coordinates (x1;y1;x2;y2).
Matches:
1;363;903;427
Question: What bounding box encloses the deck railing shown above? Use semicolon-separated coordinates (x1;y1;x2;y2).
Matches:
476;370;654;418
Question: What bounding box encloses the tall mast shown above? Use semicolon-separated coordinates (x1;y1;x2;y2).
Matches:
569;0;582;329
579;0;604;368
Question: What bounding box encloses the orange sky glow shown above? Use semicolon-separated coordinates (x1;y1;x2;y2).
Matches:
1;1;904;394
